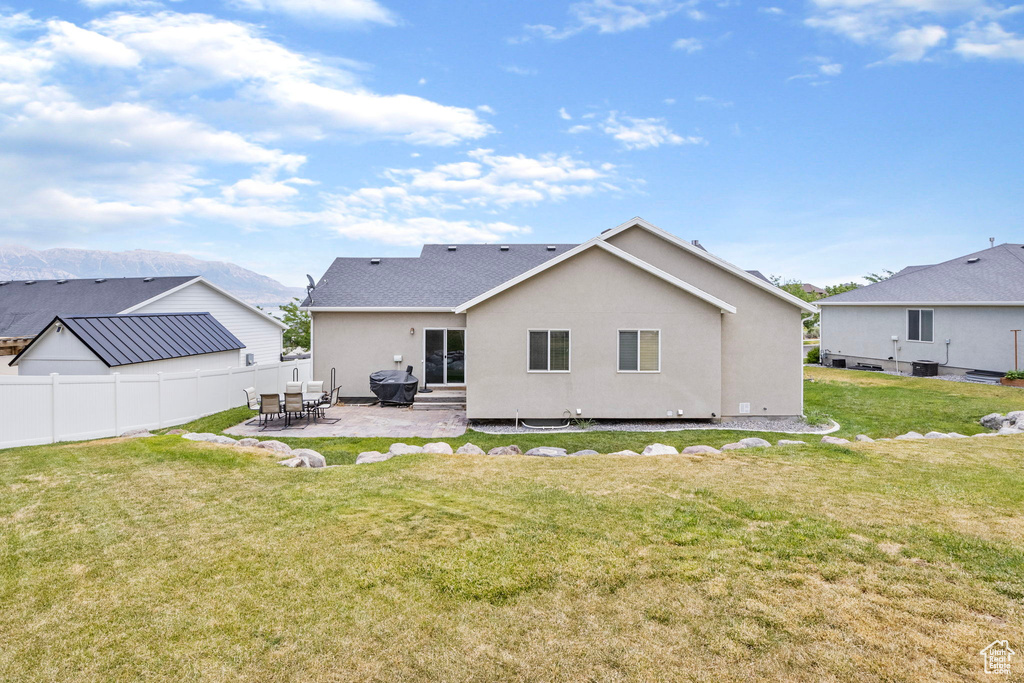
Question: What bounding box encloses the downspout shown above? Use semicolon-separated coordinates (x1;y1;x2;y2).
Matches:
893;336;899;374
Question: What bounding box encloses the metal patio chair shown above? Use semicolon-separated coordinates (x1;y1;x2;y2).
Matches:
285;380;304;394
242;387;261;425
258;393;283;430
313;385;340;424
283;392;307;429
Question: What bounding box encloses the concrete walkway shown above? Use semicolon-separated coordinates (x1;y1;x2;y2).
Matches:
224;404;467;439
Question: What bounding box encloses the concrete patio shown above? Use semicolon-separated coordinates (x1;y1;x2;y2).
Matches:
224;403;468;439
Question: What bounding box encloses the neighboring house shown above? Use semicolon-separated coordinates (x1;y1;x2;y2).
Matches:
801;283;826;296
0;276;285;371
303;218;817;420
819;243;1024;375
10;313;245;376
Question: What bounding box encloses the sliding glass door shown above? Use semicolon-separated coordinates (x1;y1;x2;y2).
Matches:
424;328;466;385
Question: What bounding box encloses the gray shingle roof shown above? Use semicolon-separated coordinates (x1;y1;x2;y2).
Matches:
820;243;1024;304
303;244;576;308
0;276;196;337
27;313;244;367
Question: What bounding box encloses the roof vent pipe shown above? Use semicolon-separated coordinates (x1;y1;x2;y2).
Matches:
990;237;995;248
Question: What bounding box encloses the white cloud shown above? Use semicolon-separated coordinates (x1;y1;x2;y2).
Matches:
559;107;572;120
525;0;697;40
92;12;492;145
43;20;140;68
694;94;733;107
502;64;537;76
477;104;495;114
601;112;704;150
819;61;844;75
803;0;1005;62
567;124;592;133
760;6;785;15
955;21;1024;59
228;0;396;24
672;37;703;52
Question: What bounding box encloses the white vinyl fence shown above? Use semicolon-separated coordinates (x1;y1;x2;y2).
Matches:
0;359;311;450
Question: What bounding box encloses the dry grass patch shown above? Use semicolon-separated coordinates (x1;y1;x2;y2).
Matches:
1;434;1023;681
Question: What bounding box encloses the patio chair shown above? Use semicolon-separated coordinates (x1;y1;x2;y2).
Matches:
306;380;324;395
314;386;340;424
258;393;283;430
285;381;303;394
242;387;260;425
283;392;307;429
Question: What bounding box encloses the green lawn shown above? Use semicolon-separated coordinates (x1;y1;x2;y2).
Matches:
3;368;1024;680
166;367;1024;465
2;430;1023;680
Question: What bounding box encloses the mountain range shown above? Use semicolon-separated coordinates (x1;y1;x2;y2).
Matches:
0;245;303;306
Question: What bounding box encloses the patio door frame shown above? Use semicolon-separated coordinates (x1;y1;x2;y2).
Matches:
423;327;467;386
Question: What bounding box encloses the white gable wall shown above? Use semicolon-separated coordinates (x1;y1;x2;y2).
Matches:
17;325;108;375
131;281;283;365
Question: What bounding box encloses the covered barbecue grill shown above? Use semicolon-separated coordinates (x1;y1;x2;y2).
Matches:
369;366;419;405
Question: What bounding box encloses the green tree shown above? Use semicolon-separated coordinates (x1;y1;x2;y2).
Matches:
864;270;895;283
278;298;310;352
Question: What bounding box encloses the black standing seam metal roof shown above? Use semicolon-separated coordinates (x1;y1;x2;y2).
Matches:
14;313;245;367
0;276;197;338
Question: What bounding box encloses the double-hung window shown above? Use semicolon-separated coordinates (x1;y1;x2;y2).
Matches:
907;309;934;342
528;330;570;372
618;330;660;372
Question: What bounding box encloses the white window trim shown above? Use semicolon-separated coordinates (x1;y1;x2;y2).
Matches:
616;329;662;373
526;329;571;373
906;308;934;343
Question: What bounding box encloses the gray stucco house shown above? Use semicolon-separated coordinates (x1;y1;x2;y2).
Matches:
303;218;817;420
819;242;1024;376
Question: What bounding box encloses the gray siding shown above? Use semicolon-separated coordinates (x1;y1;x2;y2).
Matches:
821;305;1024;373
607;227;805;418
465;246;723;420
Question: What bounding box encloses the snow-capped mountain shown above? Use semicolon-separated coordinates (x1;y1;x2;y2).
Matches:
0;245;303;306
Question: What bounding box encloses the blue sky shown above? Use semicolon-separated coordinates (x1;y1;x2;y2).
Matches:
1;0;1021;287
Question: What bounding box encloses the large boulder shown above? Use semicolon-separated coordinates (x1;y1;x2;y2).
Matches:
721;443;745;451
488;445;522;455
924;431;950;439
998;426;1021;435
121;428;153;438
947;432;968;438
237;438;260;447
972;432;995;438
980;413;1006;430
738;437;771;449
291;449;326;468
777;440;806;446
422;442;454;454
356;451;393;464
278;457;304;468
1007;410;1024;425
682;445;721;455
641;443;678;456
183;432;236;445
609;450;640;456
166;429;187;435
255;440;292;454
388;443;424;456
569;449;599;456
855;435;875;442
895;431;925;440
821;435;850;445
525;447;568;457
455;443;485;455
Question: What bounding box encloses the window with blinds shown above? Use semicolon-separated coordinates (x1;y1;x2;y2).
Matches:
618;330;660;372
528;330;570;372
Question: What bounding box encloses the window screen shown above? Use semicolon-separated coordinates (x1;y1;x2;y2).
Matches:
529;330;569;371
908;309;933;342
619;330;660;372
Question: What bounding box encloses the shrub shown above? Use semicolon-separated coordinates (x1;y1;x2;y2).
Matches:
1005;370;1024;380
805;346;820;365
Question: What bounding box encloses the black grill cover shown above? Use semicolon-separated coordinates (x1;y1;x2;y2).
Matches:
369;369;418;404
